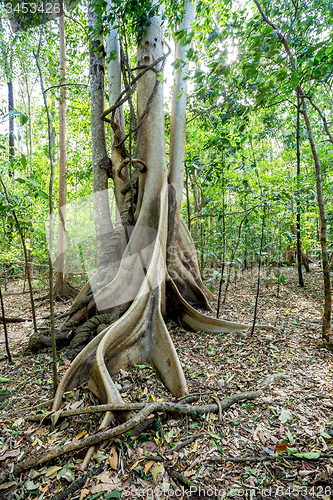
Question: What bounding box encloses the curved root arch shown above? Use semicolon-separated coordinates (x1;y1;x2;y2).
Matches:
53;186;188;412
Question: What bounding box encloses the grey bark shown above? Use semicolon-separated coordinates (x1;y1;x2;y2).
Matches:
88;0;113;264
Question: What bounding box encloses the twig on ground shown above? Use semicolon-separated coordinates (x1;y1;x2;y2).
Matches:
211;396;222;421
0;374;285;482
52;463;105;500
223;454;333;463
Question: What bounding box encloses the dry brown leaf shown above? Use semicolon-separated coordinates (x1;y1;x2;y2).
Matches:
79;489;90;500
109;447;118;470
0;449;20;461
275;442;288;453
97;471;111;483
143;460;155;474
184;470;196;477
39;481;51;492
0;481;17;492
191;439;199;453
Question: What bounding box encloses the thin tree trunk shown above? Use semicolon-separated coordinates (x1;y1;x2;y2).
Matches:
296;95;304;287
0;177;37;333
168;0;196;214
217;151;226;317
54;6;69;297
33;3;58;392
105;5;126;211
300;95;331;339
0;287;12;363
250;208;265;336
7;79;14;177
88;0;113;264
253;0;331;340
185;164;191;231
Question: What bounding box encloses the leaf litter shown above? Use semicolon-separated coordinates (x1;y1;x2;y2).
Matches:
0;266;332;499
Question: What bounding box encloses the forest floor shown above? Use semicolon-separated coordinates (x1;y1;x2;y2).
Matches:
0;264;332;500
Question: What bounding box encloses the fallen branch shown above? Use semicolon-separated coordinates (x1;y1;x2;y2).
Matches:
0;374;285;482
52;463;105;500
30;385;283;422
0;316;32;323
165;432;205;456
223;454;333;463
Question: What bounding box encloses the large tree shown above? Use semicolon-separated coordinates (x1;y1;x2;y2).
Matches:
29;0;273;419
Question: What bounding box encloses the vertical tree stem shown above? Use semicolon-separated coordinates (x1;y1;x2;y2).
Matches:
0;287;12;363
33;0;58;392
296;94;304;287
0;177;37;333
250;207;265;336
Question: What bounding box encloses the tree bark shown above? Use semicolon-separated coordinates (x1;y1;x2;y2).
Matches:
105;5;126;210
7;79;14;177
54;5;73;298
168;0;196;213
89;0;113;264
300;95;331;339
296;95;304;286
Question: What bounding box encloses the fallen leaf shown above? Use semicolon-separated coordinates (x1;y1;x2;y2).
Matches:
93;450;109;464
0;481;17;492
191;439;199;452
142;441;157;453
79;488;90;500
57;467;75;482
279;409;292;423
39;481;51;492
69;399;84;411
13;417;24;427
0;449;20;461
25;480;38;491
97;471;110;483
51;410;62;427
275;443;289;453
151;463;164;481
144;460;155;474
109;447;118;470
45;465;62;478
75;431;88;441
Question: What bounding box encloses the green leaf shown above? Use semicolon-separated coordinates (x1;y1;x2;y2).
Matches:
228;420;240;426
20;113;28;126
279;274;285;284
0;377;11;383
20;153;27;169
294;451;321;459
287;429;294;445
320;430;333;440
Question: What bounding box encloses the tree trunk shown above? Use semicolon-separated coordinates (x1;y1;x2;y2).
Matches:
27;3;275;434
89;0;113;264
300;95;331;339
54;6;76;299
296;95;304;286
7;79;14;177
168;0;196;213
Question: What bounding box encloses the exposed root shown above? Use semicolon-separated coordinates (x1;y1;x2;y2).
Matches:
53;279;78;301
52;186;188;417
1;374;285;482
167;278;278;333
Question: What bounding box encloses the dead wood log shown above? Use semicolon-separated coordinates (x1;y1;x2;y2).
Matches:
0;316;32;323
